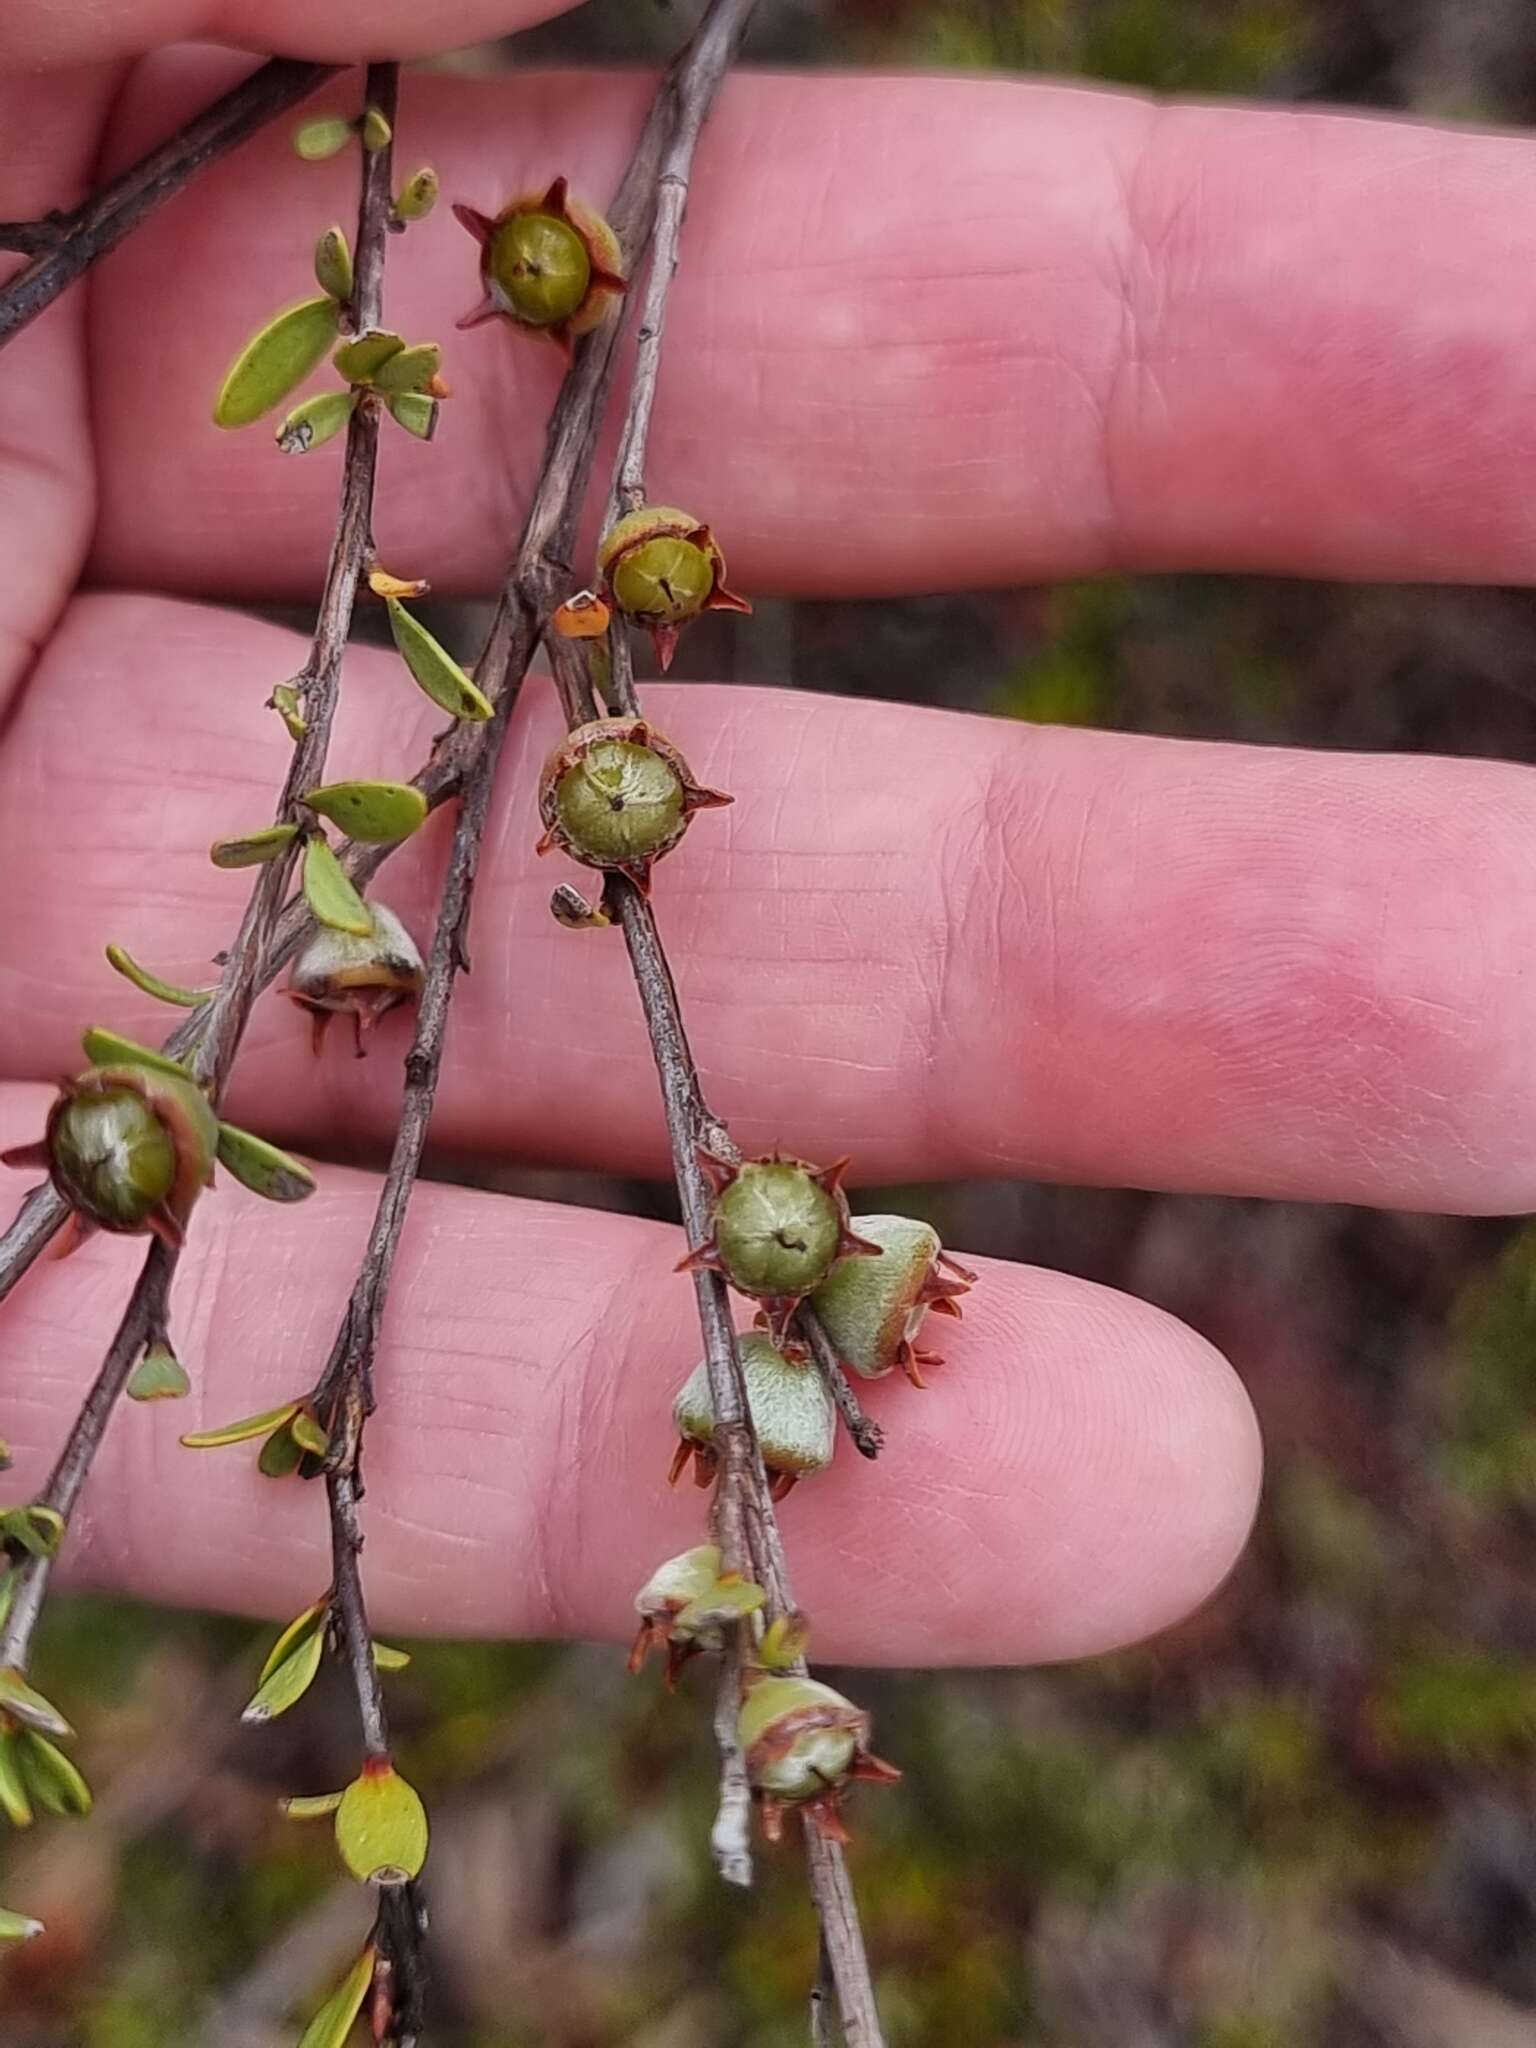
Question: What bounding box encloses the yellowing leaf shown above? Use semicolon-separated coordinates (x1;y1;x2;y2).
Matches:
386;599;492;721
17;1732;91;1818
282;1789;344;1820
126;1345;191;1402
104;945;212;1009
297;1945;377;2048
335;1761;429;1883
243;1617;325;1725
313;225;353;303
0;1906;44;1943
290;1410;329;1459
258;1601;328;1688
372;1642;411;1673
213;297;340;429
333;329;404;384
374;343;441;395
216;1123;316;1204
0;1506;64;1559
0;1669;72;1741
80;1027;193;1081
276;389;357;456
360;106;392;152
302;780;427;844
385;391;439;441
293;116;355;162
180;1401;301;1450
0;1733;33;1829
209;822;300;869
303;836;372;936
393;168;439;222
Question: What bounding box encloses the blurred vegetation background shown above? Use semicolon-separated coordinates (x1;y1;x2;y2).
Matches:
12;2;1536;2042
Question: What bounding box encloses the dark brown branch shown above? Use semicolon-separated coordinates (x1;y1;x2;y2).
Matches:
0;59;337;350
796;1307;884;1460
0;69;395;1686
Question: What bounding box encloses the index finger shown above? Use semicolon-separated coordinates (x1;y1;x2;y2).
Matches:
4;0;568;66
89;59;1536;596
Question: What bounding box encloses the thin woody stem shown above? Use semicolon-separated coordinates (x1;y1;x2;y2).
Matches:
0;59;337;350
0;68;397;1683
796;1307;885;1460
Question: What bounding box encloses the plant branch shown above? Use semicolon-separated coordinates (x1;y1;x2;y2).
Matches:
796;1307;884;1460
0;68;395;1684
0;59;337;350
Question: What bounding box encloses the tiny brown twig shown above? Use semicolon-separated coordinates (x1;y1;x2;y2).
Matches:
0;58;337;350
797;1306;885;1460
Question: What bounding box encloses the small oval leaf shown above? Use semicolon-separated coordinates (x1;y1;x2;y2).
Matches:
386;599;492;721
374;343;441;395
282;1789;345;1820
313;225;354;303
360;106;392;152
302;781;427;844
17;1732;91;1819
209;822;300;869
126;1345;191;1402
290;1409;329;1459
104;945;212;1009
259;1600;328;1689
385;391;439;441
276;389;357;456
332;329;404;384
243;1620;325;1724
393;168;439;222
372;1642;411;1673
258;1422;305;1479
180;1401;301;1451
335;1761;428;1884
303;836;372;936
293;116;355;162
0;1734;34;1829
214;297;340;429
269;682;308;740
216;1123;317;1204
297;1946;377;2048
80;1027;194;1081
0;1669;73;1741
0;1907;44;1943
0;1506;65;1559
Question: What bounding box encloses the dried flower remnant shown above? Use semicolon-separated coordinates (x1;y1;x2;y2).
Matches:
671;1332;837;1501
738;1672;900;1845
453;177;626;354
285;901;425;1056
598;504;752;671
808;1213;976;1387
680;1151;882;1342
536;717;731;892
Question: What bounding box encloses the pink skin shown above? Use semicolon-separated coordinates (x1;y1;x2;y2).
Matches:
3;15;1536;1661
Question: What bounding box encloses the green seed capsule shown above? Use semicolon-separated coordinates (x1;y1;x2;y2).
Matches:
808;1213;973;1384
19;1063;218;1244
737;1673;898;1842
672;1333;836;1497
715;1165;842;1299
537;718;730;890
596;506;752;672
453;178;625;349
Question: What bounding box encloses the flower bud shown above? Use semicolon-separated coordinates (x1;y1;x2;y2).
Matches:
679;1152;881;1342
284;901;425;1057
596;506;752;671
671;1332;836;1501
536;717;730;893
453;178;626;355
738;1672;899;1842
809;1213;975;1386
3;1063;217;1248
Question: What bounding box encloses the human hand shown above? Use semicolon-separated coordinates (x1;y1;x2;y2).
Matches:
3;5;1534;1667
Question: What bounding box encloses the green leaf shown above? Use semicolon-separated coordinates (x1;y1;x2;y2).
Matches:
126;1345;191;1402
209;822;300;870
0;1669;72;1741
289;1410;329;1459
297;1946;376;2048
180;1401;301;1451
258;1600;328;1689
276;389;357;456
374;343;441;395
313;225;354;303
384;391;439;442
269;682;308;741
332;329;404;384
757;1610;813;1671
303;836;372;936
0;1734;33;1829
0;1907;44;1943
335;1761;429;1884
258;1423;305;1479
393;168;439;222
216;1123;316;1204
243;1615;326;1725
386;599;492;722
213;297;340;429
360;106;392;152
104;944;212;1009
282;1789;344;1820
372;1642;411;1673
0;1571;12;1630
80;1027;193;1081
0;1506;65;1559
293;116;355;162
17;1732;91;1818
302;780;427;844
